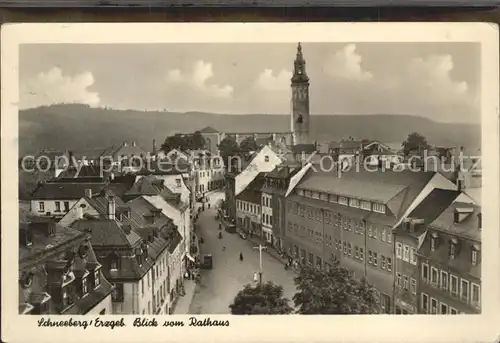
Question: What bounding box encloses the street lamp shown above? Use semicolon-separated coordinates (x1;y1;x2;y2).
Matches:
253;244;267;286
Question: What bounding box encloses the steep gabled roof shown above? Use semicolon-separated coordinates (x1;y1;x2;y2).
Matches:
32;182;107;200
71;219;142;247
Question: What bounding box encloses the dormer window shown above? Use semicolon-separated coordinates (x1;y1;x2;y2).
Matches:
110;260;118;271
264;156;269;162
471;244;480;266
430;232;439;251
454;207;474;224
94;269;101;287
82;277;88;296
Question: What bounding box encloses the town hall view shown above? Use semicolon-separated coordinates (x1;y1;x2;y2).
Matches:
18;42;481;315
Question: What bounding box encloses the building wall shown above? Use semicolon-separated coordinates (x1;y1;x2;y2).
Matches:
261;192;273;243
30;199;78;217
112;276;153;315
393;235;419;314
152;249;170;315
200;133;221;155
86;293;113;315
168;243;184;313
235;199;261;233
271;194;287;249
59;198;97;227
418;259;481;314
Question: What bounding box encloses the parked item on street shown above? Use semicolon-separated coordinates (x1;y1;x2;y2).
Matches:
225;224;237;234
200;254;213;269
239;232;247;240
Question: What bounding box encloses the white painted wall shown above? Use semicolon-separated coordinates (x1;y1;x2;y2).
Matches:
235;145;283;196
30;199;78;217
285;163;312;197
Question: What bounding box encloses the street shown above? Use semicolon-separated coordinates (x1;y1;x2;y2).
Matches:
189;191;297;314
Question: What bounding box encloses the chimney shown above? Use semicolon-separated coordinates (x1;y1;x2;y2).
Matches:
84;189;92;198
77;204;84;219
132;141;136;147
108;196;116;220
136;248;143;265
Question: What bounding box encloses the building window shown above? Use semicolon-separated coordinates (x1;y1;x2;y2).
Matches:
110;260;119;271
421;293;429;313
297;189;304;196
373;203;385;213
39;202;45;212
343;241;348;255
441;271;448;290
460;279;469;302
94;270;100;287
264;155;269;162
387;257;392;271
422;263;429;281
450;307;458;314
368;251;373;264
329;194;338;203
396;273;402;287
355;246;359;259
360;248;364;261
431;267;438;285
396;243;402;259
387;232;391;243
373;252;378;266
410;248;417;265
450;274;459;295
349;198;360;208
360;200;371;211
64;201;70;211
402;275;408;291
381;255;386;269
55;201;61;212
403;245;410;262
348;243;352;256
411;278;416;294
440;302;448;314
381;229;386;242
471;283;480;307
449;240;457;259
338;197;348;206
311;191;320;199
430;298;438;314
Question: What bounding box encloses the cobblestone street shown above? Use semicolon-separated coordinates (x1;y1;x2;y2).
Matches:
188;191;297;314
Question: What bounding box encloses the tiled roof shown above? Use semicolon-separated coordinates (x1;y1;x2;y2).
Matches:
71;219;142;247
74;277;114;314
236;173;266;204
125;175;165;196
100;252;153;281
303;168;436;218
57;166;109;179
32;182;107;200
19;170;55;200
136;161;191;175
291;144;317;154
429;201;481;241
111;143;148;159
70;146;116;161
199;126;219;134
19;209;87;266
409;189;461;225
128;196;171;229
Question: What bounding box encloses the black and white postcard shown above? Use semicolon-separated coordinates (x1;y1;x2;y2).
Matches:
1;22;499;343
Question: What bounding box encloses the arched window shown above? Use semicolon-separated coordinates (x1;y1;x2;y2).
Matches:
297;115;303;124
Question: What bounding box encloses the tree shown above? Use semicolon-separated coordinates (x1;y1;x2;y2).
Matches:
160;134;185;153
229;281;293;315
218;136;239;167
191;131;206;150
401;132;431;156
239;136;258;152
293;259;380;314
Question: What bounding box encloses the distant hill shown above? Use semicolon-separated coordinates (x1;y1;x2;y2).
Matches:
19;104;481;155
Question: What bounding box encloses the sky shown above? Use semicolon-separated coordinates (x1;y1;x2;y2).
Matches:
19;42;480;123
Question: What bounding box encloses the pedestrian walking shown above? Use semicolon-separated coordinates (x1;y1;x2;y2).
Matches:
239;252;244;261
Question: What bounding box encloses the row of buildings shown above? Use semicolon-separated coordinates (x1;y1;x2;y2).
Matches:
18;146;212;315
223;140;482;314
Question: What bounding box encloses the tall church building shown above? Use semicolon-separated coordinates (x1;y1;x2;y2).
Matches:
291;42;310;145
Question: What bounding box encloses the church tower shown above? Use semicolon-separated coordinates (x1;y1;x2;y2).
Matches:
291;42;310;145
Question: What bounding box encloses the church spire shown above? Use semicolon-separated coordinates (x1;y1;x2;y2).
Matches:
292;42;309;83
